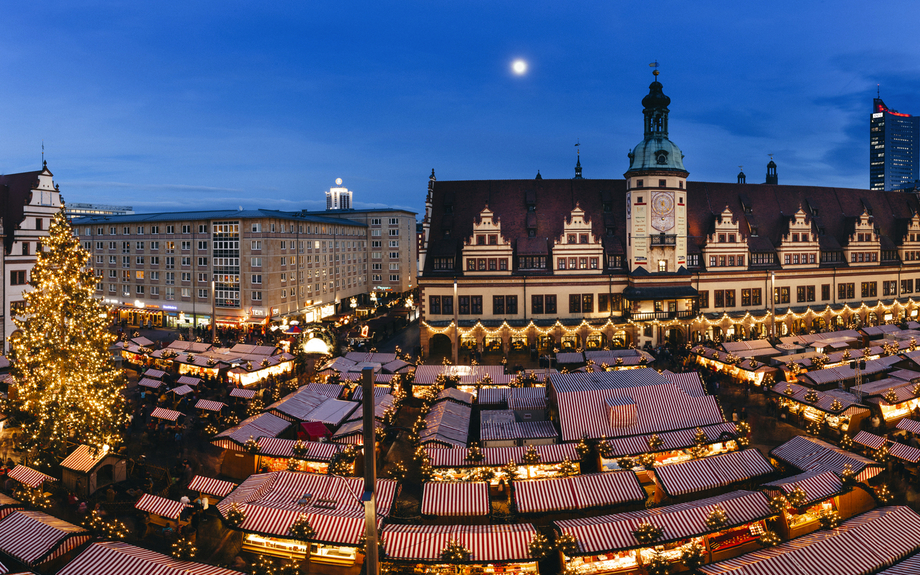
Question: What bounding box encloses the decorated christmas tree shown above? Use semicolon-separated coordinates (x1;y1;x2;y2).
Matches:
9;208;128;465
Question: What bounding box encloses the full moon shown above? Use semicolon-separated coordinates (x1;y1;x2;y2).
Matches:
512;59;527;75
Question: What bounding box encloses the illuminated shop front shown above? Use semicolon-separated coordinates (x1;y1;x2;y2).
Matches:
255;437;347;476
555;491;776;574
382;523;540;575
689;346;777;385
227;356;295;387
243;533;360;565
771;381;870;434
597;423;739;474
425;444;581;483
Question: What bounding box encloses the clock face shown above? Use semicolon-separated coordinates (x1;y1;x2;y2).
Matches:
651;192;675;232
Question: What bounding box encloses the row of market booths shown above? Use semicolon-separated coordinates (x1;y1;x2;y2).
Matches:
210;381;400;479
119;337;295;386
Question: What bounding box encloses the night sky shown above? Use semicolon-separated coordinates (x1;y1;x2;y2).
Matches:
1;1;918;216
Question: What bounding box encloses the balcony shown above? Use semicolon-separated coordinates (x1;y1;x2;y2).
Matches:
625;309;697;321
650;233;677;246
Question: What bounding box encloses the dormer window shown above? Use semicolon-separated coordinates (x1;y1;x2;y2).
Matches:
579;234;589;244
659;179;666;187
792;233;799;242
567;234;576;244
718;234;726;243
637;180;644;188
488;235;497;245
477;235;485;245
603;202;612;213
728;234;736;243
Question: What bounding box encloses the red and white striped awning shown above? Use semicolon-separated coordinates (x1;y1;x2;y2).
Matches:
426;443;579;468
256;438;343;461
770;435;882;480
60;445;111;473
383;523;537;563
606;422;738;457
229;388;256;399
177;376;201;387
889;442;920;463
195;400;226;412
879;551;920;575
421;482;490;516
762;470;844;506
170;385;194;396
8;466;57;489
514;472;645;513
237;505;375;546
554;490;773;555
134;494;189;520
150;407;184;421
137;378;163;389
652;449;775;497
0;511;89;566
699;506;920;575
144;369;167;379
854;430;887;450
187;476;238;498
56;541;247;575
897;419;920;435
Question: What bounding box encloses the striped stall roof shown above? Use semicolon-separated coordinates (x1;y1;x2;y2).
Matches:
771;382;865;414
555;490;773;555
854;430;888;450
134;494;189;520
256;437;344;461
187;476;238;498
137;378;163;389
376;373;396;383
509;387;548;410
652;449;775;497
0;511;89;566
381;359;413;374
897;418;920;434
305;383;347;398
890;442;920;463
217;471;398;544
661;371;706;396
606;422;738;457
770;435;882;481
550;369;724;441
437;388;474;405
57;541;247;575
177;376;201;387
421;482;490;516
477;388;507;405
8;466;57;489
143;369;166;379
170;385;194;396
699;506;920;575
350;386;392;402
556;352;585;364
426;443;579;468
267;387;331;421
480;420;558;442
761;470;844;506
383;523;537;562
413;365;505;385
150;407;183;421
212;413;292;450
0;494;24;522
421;401;471;447
229;388;256;399
60;445;113;473
879;551;920;575
195;399;226;412
514;472;645;513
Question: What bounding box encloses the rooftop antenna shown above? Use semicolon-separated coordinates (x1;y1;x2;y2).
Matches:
649;60;660;77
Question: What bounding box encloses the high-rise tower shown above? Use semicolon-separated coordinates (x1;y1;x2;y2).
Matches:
871;97;920;191
325;178;353;210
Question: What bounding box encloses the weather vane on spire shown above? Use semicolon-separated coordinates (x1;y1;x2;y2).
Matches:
768;153;774;161
649;60;659;77
41;140;44;167
575;139;580;156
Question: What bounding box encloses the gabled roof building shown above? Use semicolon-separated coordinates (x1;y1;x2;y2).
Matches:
418;73;920;357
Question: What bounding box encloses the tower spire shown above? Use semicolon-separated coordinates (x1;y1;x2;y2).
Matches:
574;140;583;179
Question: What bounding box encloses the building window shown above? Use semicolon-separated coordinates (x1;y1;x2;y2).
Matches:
459;296;470;315
658;260;667;272
883;280;897;296
752;288;762;306
429;295;441;315
493;296;505;315
699;291;709;308
774;286;790;304
532;295;544;314
569;294;581;313
902;279;914;294
519;256;546;269
251;257;262;268
742;289;751;307
252;291;262;301
10;270;26;285
821;284;831;300
861;281;877;298
471;296;482;314
558;258;566;270
838;283;855;299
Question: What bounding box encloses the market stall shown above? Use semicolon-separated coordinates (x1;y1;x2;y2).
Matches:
382;523;539;575
57;541;247;575
513;471;646;514
229;387;257;400
8;465;57;491
771;382;869;435
769;435;883;482
0;493;24;521
211;413;294;479
555;490;776;574
137;377;164;391
187;475;237;506
0;511;90;569
219;471;398;566
426;444;581;483
698;506;920;575
134;493;190;537
60;444;127;499
761;470;876;539
149;407;184;424
598;422;739;473
650;449;775;502
256;437;346;474
226;352;294;387
421;481;491;521
195;399;226;415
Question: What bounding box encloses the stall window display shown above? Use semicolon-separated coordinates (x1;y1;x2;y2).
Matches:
787;499;836;529
430;462;576;483
243;533;358;564
567;550;638;574
260;457;330;474
707;522;764;553
404;563;538;575
599;442;735;473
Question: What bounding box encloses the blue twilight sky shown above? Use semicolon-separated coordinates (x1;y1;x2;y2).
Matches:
1;1;918;217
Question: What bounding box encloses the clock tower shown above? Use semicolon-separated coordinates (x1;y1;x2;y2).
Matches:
625;71;689;274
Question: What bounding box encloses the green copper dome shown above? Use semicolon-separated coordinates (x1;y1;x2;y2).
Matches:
626;78;687;174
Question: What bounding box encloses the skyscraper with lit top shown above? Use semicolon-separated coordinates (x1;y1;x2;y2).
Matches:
870;97;919;191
